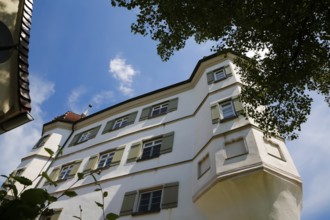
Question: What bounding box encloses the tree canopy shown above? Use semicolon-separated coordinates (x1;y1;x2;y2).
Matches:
111;0;330;139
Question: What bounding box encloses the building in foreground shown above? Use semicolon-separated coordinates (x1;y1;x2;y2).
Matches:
11;52;302;219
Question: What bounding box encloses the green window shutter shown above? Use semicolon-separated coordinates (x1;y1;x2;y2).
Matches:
102;120;115;134
49;167;60;182
68;160;82;178
167;98;178;112
89;125;101;139
162;182;179;209
232;98;244;114
111;147;125;166
207;71;215;84
68;133;82;147
139;107;151;121
224;65;232;76
127;143;141;163
120;190;137;216
84;155;99;172
127;111;138;125
211;104;220;124
160;132;175;154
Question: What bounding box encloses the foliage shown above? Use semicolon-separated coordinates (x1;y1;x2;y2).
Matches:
111;0;330;139
0;148;118;220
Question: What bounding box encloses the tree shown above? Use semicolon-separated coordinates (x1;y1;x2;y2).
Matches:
111;0;330;139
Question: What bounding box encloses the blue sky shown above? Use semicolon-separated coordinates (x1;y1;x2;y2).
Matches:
0;1;329;219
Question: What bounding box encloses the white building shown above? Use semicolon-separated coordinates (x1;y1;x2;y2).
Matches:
11;52;302;220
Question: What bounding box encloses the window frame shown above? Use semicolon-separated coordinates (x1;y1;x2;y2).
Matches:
77;130;94;144
139;139;162;161
136;189;163;214
220;101;236;121
112;116;129;130
213;67;227;81
32;135;50;149
150;102;169;118
198;154;210;178
58;164;74;180
97;151;115;169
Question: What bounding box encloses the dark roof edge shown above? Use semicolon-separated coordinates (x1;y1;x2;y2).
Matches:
43;50;242;128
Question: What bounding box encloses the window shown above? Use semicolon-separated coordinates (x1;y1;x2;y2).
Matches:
198;154;210;178
113;117;128;129
214;68;226;81
33;135;50;149
120;182;179;216
69;125;101;146
97;152;115;169
151;103;168;117
127;132;174;163
58;164;73;180
46;160;81;183
210;97;243;124
207;65;232;84
220;101;236;119
139;98;178;121
102;112;138;134
264;139;285;161
141;139;162;160
225;139;248;159
83;147;125;172
138;190;162;213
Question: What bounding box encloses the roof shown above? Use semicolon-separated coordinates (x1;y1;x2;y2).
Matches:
44;50;243;129
52;111;85;123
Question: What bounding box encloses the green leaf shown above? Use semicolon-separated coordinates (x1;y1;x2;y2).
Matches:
77;172;84;180
44;148;54;157
95;201;103;208
64;190;78;197
13;176;32;186
73;216;81;220
103;191;108;198
57;145;63;155
41;171;57;187
94;188;101;192
21;188;48;206
106;213;119;220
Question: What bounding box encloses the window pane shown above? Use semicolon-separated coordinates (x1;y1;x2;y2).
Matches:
221;102;235;118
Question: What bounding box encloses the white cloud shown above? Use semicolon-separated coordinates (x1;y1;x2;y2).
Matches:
109;56;138;96
287;94;330;218
67;86;87;113
91;90;114;108
0;74;55;179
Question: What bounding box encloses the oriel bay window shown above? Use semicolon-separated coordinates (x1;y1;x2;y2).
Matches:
139;98;178;121
207;65;233;84
120;182;179;216
69;125;101;147
102;111;138;134
211;97;243;124
126;132;174;162
83;147;125;172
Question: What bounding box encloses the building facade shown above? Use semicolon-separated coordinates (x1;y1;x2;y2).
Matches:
11;52;302;220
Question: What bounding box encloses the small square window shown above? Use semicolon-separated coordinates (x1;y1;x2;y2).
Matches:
113;117;128;130
97;152;115;169
140;139;162;160
220;101;236;119
151;103;168;117
225;139;248;159
138;190;162;213
58;165;73;180
214;68;226;81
